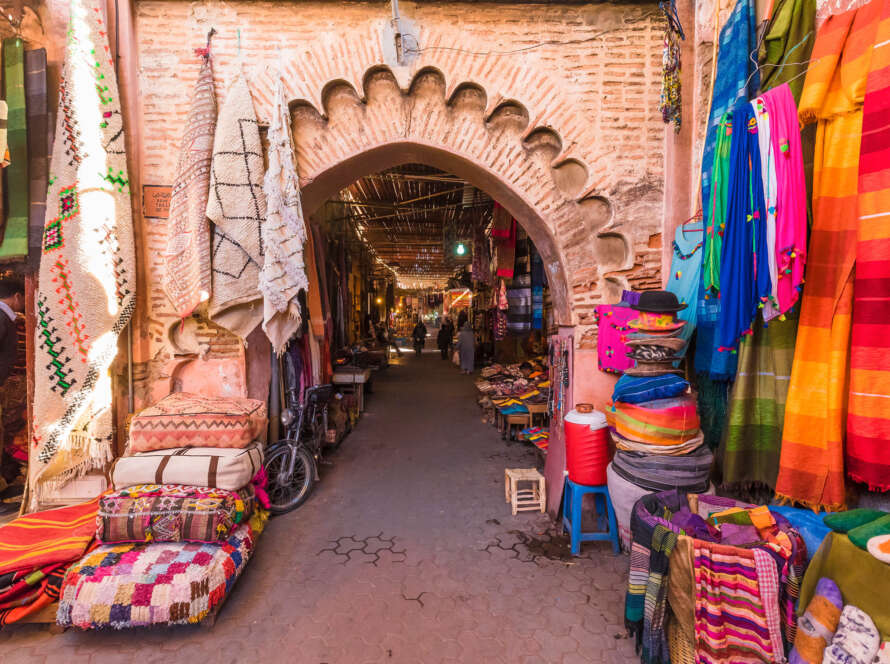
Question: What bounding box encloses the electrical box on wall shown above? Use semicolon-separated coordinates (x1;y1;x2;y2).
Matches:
380;1;419;68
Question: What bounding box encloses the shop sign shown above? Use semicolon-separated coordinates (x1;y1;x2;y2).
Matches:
143;185;172;219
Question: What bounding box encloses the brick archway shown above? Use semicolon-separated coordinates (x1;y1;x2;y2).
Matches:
270;65;629;330
299;140;573;324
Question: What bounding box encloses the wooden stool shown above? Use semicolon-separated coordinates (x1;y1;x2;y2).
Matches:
503;413;531;440
504;468;546;515
526;403;548;427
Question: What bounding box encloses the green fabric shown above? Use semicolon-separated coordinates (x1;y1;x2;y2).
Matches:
1;38;28;260
703;112;732;295
848;514;890;550
758;0;817;103
823;509;887;534
720;309;798;490
800;532;890;639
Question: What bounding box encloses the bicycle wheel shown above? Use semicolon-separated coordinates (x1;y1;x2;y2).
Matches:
265;444;316;514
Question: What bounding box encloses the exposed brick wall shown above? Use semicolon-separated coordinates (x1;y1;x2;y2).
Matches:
127;0;668;403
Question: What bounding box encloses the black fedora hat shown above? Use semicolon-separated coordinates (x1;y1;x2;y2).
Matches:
632;290;687;313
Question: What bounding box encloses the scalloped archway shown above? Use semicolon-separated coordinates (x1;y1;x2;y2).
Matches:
274;65;628;330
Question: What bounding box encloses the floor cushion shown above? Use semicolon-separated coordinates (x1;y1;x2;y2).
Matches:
128;392;267;452
57;511;267;629
110;443;263;491
97;483;255;544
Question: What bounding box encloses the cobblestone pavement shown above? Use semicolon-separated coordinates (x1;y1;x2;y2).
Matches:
1;352;636;664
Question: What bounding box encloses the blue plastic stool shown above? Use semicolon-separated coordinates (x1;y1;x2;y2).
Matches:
561;477;620;555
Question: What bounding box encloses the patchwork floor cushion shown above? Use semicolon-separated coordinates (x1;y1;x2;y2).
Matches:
97;484;255;544
110;443;263;491
129;392;267;452
57;511;267;629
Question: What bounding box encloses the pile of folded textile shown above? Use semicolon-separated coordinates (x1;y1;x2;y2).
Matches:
604;291;714;548
0;498;100;625
56;392;270;629
519;426;549;453
626;491;806;664
476;359;550;429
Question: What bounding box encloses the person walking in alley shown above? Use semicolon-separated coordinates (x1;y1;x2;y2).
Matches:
437;317;454;360
456;321;475;374
412;317;428;356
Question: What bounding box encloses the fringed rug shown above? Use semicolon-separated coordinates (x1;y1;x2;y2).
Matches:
261;78;309;355
31;0;135;502
162;51;216;322
57;511;266;629
207;73;265;339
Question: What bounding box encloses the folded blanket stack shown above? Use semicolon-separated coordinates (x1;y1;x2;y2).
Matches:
0;498;100;625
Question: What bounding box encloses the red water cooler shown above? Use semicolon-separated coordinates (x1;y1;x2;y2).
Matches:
564;408;609;486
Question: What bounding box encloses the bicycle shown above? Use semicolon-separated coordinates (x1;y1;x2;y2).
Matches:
265;353;335;514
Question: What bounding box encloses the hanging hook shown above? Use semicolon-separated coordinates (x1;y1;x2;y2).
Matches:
194;27;216;59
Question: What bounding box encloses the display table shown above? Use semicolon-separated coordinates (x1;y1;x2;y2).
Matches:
333;368;373;412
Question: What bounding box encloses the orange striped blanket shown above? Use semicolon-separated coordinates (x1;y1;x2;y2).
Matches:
776;1;882;510
0;497;99;576
848;0;890;491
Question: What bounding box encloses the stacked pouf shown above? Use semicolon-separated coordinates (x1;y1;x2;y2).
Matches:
604;291;714;550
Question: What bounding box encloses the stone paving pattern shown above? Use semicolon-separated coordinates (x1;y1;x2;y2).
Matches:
0;353;636;663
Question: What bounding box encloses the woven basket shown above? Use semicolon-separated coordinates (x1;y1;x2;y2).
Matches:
668;618;695;664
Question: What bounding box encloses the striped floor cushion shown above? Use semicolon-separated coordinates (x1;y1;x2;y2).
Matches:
97;484;255;544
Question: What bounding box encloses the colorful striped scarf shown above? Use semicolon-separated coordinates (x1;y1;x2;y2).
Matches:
693;540;786;664
1;38;28;260
717;101;772;354
777;2;881;510
721;308;798;492
625;491;687;664
847;0;890;492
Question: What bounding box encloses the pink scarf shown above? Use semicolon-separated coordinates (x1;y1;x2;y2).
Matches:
763;84;807;316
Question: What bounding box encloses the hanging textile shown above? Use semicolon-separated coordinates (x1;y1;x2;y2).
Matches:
667;220;703;351
531;248;544;330
777;2;881;510
701;0;759;252
595;304;636;374
492;204;516;279
260;78;310;355
716;102;771;353
1;38;28;259
703;114;732;296
721;308;798;491
764;84;808;317
752;95;780;321
0;99;7;168
31;0;136;502
25;49;50;268
0;99;5;230
848;0;890;492
472;220;492;285
758;0;818;102
505;286;532;335
659;24;682;131
162;50;216;321
206;73;265;340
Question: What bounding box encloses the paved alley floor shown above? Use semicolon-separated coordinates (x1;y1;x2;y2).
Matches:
1;353;636;664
